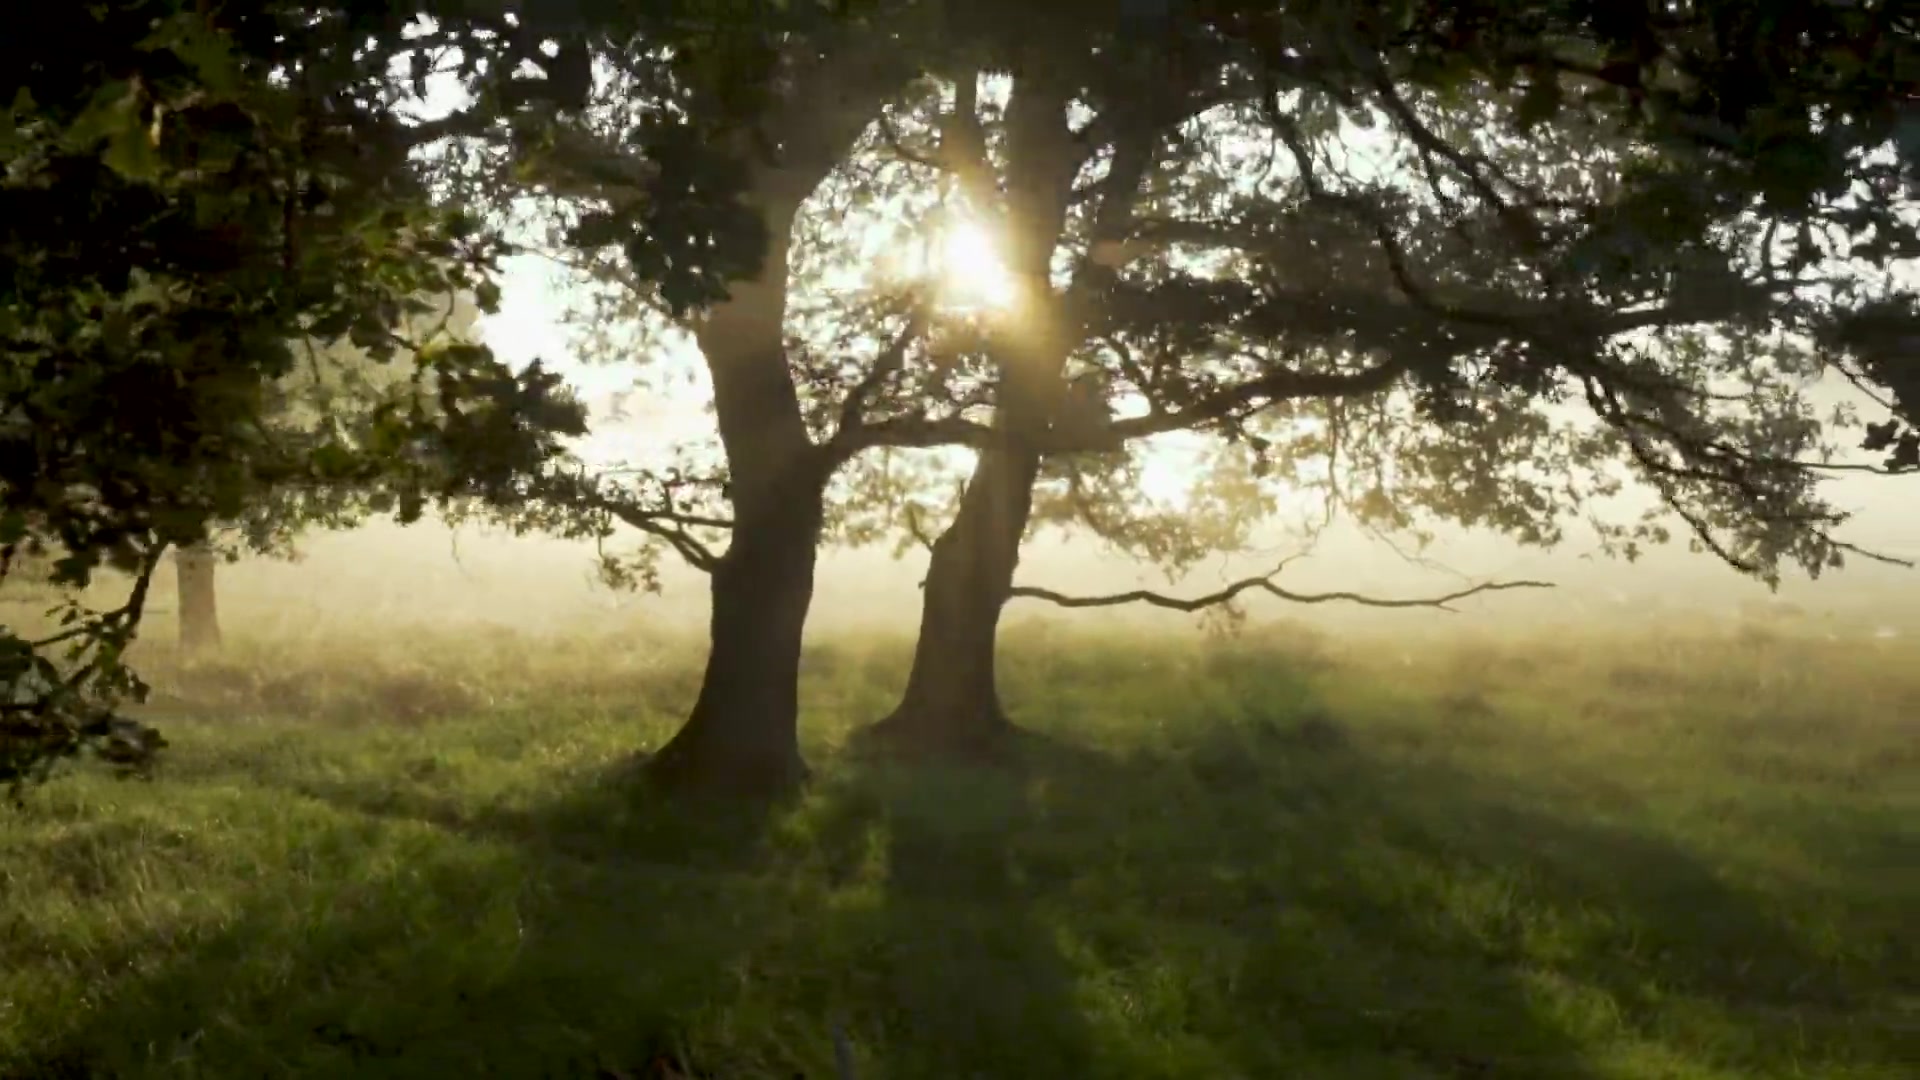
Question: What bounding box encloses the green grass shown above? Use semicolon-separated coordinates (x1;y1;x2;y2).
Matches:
2;618;1915;1078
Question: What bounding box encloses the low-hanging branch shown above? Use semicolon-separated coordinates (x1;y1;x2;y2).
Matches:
593;496;726;574
1009;560;1554;614
525;467;730;574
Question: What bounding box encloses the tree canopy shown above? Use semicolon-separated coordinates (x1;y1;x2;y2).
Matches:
841;1;1920;751
0;1;625;793
496;0;1920;780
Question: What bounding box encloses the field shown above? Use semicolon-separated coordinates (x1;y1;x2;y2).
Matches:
2;616;1915;1079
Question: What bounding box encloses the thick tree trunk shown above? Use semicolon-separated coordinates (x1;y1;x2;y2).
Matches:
864;439;1044;758
626;41;914;796
644;462;826;796
641;200;827;798
175;544;220;654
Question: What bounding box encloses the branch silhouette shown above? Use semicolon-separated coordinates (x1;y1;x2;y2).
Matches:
1010;560;1554;614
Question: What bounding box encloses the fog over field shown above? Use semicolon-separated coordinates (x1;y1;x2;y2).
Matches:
14;11;1920;1078
180;255;1920;645
193;497;1920;639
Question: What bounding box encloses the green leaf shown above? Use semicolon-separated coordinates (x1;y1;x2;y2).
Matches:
63;80;141;153
0;87;34;154
101;118;161;182
0;510;27;547
140;14;243;99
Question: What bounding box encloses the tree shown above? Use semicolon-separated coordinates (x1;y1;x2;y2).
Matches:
520;3;1253;791
165;290;490;655
506;4;992;794
0;0;621;794
503;0;1920;789
852;1;1920;755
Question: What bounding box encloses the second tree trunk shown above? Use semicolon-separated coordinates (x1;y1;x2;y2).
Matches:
864;443;1041;757
175;544;221;654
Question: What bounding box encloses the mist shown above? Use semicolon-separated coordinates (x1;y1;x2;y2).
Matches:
168;244;1918;651
11;8;1919;1077
191;486;1920;647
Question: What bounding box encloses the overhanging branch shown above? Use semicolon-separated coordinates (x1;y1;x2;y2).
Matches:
528;468;731;574
1032;356;1409;454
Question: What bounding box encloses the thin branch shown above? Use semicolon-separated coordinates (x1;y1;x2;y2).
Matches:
26;546;166;653
541;473;731;574
1365;72;1541;247
1009;560;1554;613
874;107;946;173
1829;355;1902;414
1102;335;1159;408
606;507;723;574
902;502;938;553
1040;356;1409;453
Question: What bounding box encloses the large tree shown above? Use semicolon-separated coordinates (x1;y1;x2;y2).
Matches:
507;4;1014;794
853;0;1920;755
522;2;1329;793
487;0;1920;790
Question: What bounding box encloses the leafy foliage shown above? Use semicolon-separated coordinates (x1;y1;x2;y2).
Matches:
851;0;1920;621
0;2;604;794
512;1;1920;634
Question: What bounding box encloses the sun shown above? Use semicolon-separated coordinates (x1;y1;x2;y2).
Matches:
934;217;1018;313
857;210;1019;314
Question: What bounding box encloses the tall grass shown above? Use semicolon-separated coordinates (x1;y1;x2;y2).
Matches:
2;617;1915;1078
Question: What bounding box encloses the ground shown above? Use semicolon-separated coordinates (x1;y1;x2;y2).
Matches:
1;616;1914;1078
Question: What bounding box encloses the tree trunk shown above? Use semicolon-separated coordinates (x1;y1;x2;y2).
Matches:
862;68;1088;760
626;42;914;796
644;460;827;796
864;440;1043;758
175;544;220;654
641;200;826;798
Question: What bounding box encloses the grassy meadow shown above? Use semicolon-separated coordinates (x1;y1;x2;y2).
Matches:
1;612;1915;1078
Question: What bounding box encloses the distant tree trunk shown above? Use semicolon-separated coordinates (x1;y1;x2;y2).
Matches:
175;543;221;654
862;442;1042;758
642;208;828;797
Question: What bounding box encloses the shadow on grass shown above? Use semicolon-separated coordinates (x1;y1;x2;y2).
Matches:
13;700;1899;1078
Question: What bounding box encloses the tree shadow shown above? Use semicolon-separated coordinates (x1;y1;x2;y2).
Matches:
14;698;1900;1078
795;707;1889;1077
255;745;1109;1078
11;748;830;1078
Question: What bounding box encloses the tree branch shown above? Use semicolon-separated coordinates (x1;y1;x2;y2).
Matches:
1035;356;1409;453
600;500;725;574
828;413;992;462
1364;71;1543;247
530;468;731;574
1010;560;1554;614
829;313;927;453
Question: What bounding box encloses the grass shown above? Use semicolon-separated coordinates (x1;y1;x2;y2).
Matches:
1;615;1915;1078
